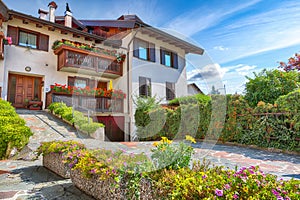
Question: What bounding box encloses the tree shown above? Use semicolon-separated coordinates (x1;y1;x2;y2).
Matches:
210;85;220;95
244;69;300;107
278;53;300;72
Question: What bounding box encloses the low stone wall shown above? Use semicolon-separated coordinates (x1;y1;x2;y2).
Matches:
43;153;70;178
70;169;155;200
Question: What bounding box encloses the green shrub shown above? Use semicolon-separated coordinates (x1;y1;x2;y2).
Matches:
149;165;300;199
36;140;85;156
48;102;104;134
168;93;211;105
53;102;68;116
47;102;62;112
0;124;32;159
61;107;74;122
244;69;300;107
0;99;33;159
80;122;105;134
151;136;195;170
0;116;25;126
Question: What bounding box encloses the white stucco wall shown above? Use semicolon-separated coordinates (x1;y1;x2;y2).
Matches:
121;31;190;140
1;18;127;111
188;84;202;95
131;32;188;103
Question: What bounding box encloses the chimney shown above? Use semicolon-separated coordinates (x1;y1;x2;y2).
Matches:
38;9;48;20
48;1;57;23
64;3;72;28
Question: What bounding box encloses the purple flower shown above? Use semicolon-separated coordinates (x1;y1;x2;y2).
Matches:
276;196;284;200
123;162;127;167
215;189;223;197
90;169;96;174
202;174;207;179
224;184;230;190
272;189;279;196
233;194;239;199
68;163;73;168
285;197;291;200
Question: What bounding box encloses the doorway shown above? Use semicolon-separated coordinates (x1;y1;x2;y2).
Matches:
8;73;42;108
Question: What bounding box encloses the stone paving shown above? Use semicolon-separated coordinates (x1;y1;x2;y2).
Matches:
0;110;299;199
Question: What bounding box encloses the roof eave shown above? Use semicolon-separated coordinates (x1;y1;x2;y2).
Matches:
8;10;122;47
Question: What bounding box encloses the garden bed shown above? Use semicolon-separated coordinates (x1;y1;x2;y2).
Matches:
43;152;70;178
70;169;153;200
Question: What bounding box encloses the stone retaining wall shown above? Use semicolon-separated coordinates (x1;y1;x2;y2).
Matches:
43;153;70;178
70;169;155;200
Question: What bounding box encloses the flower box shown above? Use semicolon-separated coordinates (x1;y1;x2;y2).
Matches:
43;152;70;178
70;169;154;200
70;168;124;199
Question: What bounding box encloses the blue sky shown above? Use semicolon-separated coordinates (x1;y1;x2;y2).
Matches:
3;0;300;94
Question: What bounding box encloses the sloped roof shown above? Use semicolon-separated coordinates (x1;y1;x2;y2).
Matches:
79;20;136;28
55;16;86;29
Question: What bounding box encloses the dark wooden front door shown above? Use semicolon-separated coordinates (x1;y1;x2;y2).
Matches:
8;74;42;108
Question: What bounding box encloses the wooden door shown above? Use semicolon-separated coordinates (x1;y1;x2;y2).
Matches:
8;74;42;108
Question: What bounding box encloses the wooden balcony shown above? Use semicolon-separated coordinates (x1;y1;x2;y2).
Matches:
46;91;124;113
54;45;124;78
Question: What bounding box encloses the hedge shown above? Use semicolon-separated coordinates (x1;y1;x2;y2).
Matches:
135;93;300;152
48;102;104;135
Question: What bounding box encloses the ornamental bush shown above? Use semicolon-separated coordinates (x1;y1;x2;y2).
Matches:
80;122;105;134
0;99;33;159
36;140;86;156
48;102;104;135
244;69;300;107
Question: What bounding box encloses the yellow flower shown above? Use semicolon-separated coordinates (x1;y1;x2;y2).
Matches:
185;135;196;143
153;142;159;147
161;137;172;144
243;186;248;193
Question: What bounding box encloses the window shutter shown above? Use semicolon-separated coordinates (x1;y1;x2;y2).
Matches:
133;39;139;58
39;33;49;51
172;53;178;69
149;43;155;62
68;76;75;87
166;82;175;100
7;25;18;45
139;77;146;97
160;49;165;65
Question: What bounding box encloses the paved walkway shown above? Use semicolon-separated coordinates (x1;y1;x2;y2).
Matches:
0;110;299;199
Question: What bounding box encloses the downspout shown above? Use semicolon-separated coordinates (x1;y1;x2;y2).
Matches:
125;26;141;141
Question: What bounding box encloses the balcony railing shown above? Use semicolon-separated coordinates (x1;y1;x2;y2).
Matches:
46;91;124;113
54;45;123;78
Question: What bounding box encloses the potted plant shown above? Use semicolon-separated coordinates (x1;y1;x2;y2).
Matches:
28;97;43;110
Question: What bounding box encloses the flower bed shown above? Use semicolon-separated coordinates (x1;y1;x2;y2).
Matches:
37;140;86;178
36;138;300;199
51;83;126;99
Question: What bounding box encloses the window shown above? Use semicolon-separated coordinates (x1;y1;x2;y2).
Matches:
19;31;37;49
133;39;155;62
7;25;49;51
166;82;175;100
68;76;88;88
139;76;151;97
160;49;178;69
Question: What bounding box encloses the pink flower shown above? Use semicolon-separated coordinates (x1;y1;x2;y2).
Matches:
224;184;230;190
272;189;279;196
215;189;223;197
233;194;239;199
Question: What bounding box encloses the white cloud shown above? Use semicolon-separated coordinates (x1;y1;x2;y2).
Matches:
210;1;300;63
164;0;262;36
213;46;229;51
